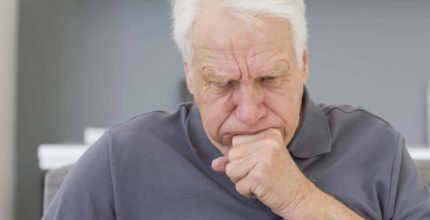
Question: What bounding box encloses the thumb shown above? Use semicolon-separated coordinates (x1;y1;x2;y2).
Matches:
211;156;229;172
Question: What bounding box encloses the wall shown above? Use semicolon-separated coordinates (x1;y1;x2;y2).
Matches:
306;1;430;146
17;0;182;219
16;0;430;219
0;0;17;219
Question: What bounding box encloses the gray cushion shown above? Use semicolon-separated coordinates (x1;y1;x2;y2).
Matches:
415;160;430;187
43;165;73;213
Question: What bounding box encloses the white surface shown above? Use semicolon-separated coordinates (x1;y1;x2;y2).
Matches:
408;147;430;160
39;127;105;170
84;127;106;145
0;0;17;219
38;143;430;171
427;81;430;146
38;144;89;170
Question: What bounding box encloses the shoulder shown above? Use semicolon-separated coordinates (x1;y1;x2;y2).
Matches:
320;104;401;147
321;104;395;130
107;103;194;145
111;103;193;135
96;103;198;167
311;104;430;218
71;103;195;173
317;103;404;171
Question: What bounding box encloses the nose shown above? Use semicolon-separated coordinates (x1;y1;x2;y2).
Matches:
233;84;266;125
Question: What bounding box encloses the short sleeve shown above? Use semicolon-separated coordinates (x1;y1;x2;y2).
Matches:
388;136;430;219
42;131;116;220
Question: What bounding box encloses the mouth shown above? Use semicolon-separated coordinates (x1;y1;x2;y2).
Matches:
222;130;266;143
224;132;255;140
225;128;272;136
225;132;259;136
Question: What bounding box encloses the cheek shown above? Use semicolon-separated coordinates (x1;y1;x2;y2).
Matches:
195;90;235;136
265;88;303;134
267;94;295;122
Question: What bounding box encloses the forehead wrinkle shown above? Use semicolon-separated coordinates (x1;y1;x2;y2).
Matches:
193;46;231;70
247;36;288;56
228;36;246;81
198;36;249;81
193;18;293;81
195;40;290;81
246;50;282;76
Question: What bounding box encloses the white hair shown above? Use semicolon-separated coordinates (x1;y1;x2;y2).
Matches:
170;0;307;67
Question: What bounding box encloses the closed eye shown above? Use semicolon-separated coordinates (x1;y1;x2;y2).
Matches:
209;80;235;88
259;74;285;88
260;76;278;82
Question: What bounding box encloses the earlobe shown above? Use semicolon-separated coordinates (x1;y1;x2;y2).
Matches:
183;62;194;95
302;48;309;84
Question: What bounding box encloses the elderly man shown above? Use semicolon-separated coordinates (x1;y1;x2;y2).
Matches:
43;0;430;219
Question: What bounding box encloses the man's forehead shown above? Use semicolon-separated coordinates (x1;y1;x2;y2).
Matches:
192;35;293;72
193;18;293;59
193;41;284;60
198;58;290;79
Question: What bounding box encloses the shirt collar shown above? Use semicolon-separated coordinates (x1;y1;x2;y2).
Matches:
288;88;332;158
186;105;223;165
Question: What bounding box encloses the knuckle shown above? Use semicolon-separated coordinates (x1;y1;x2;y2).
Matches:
225;163;234;177
262;139;281;153
236;181;251;197
262;138;276;147
227;148;239;161
262;140;283;156
225;163;240;183
249;169;265;183
235;182;243;193
257;155;271;167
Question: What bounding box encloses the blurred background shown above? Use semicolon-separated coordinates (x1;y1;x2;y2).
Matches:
1;0;429;219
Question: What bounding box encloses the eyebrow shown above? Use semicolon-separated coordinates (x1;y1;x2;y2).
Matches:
200;66;235;80
199;59;290;79
256;60;290;76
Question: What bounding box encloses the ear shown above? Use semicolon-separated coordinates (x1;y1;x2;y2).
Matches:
183;62;194;95
301;48;309;84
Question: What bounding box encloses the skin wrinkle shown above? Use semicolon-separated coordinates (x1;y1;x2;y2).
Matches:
187;10;305;156
197;41;287;76
228;32;244;81
198;46;291;86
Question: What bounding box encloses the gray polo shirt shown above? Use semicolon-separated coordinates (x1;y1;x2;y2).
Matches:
43;92;430;219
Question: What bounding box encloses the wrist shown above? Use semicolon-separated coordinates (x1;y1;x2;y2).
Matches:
277;183;364;220
277;180;317;219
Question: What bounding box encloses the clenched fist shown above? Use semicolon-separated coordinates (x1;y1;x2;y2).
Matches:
211;128;314;217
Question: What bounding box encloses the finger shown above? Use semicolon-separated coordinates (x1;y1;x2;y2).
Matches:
225;155;258;183
232;132;263;146
228;141;261;162
235;177;256;199
232;128;282;146
211;156;229;172
228;137;281;162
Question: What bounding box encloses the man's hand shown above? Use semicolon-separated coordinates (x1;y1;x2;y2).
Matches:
212;128;364;219
211;128;312;216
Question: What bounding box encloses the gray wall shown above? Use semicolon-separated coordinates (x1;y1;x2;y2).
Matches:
17;0;182;219
307;0;430;147
17;0;430;219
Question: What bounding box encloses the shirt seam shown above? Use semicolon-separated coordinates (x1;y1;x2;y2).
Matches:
324;106;394;129
110;103;193;130
107;129;118;218
384;133;401;220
